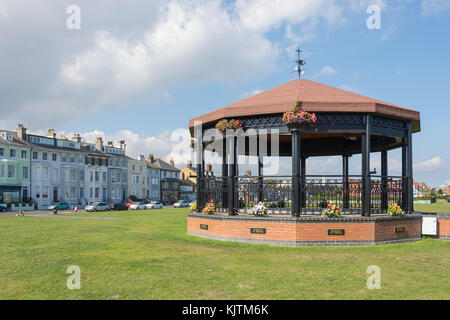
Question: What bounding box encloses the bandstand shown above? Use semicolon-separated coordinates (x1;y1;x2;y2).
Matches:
187;79;423;246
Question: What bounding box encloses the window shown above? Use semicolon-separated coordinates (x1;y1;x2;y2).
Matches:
42;152;47;160
90;171;93;182
52;153;57;161
95;187;99;198
116;172;120;183
80;187;84;199
33;151;38;160
80;170;84;182
102;172;107;183
10;149;16;158
0;165;5;178
70;155;75;163
42;187;48;199
70;168;76;181
70;187;76;199
53;168;58;180
36;186;40;198
108;159;112;167
0;148;3;156
41;167;49;179
90;188;93;198
61;154;67;162
115;160;119;167
79;155;83;163
23;166;28;179
132;165;135;171
21;150;27;159
7;165;15;178
95;171;99;182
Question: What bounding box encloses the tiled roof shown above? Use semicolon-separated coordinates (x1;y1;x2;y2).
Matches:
0;130;31;147
189;79;420;129
148;158;180;171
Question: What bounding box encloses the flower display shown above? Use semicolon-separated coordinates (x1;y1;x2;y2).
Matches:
321;203;342;218
215;119;243;135
189;201;197;212
387;203;404;216
282;99;317;128
202;200;215;215
250;202;268;216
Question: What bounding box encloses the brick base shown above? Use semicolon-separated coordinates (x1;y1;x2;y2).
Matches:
437;213;450;240
187;213;422;247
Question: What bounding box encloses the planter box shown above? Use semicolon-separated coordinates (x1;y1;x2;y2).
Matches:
11;204;35;212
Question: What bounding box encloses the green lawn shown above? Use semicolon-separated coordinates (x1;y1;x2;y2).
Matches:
414;202;450;213
0;208;449;300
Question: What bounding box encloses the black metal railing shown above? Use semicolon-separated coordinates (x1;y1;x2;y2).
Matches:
198;175;406;216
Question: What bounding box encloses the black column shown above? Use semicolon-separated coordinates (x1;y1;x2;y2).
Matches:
195;126;203;213
301;156;306;208
227;134;237;216
343;155;349;209
361;115;371;216
406;122;413;213
291;129;302;217
401;137;407;211
222;138;228;211
381;150;388;211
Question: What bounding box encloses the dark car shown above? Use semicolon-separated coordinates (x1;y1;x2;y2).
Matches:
111;203;128;211
0;206;7;212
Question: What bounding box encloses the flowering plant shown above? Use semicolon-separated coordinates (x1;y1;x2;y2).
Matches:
387;203;404;216
321;203;342;218
215;119;243;135
189;201;197;212
202;200;215;215
250;202;268;216
190;139;195;149
282;99;317;128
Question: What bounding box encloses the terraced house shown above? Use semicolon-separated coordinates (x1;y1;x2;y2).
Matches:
128;155;147;199
0;126;31;207
146;154;161;201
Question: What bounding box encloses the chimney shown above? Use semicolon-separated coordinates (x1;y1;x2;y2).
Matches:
170;158;175;167
60;134;67;140
118;140;126;153
138;155;145;161
148;154;154;162
72;133;81;143
245;169;252;176
95;137;103;151
47;129;56;139
187;160;192;168
17;124;27;141
107;141;113;147
206;163;213;173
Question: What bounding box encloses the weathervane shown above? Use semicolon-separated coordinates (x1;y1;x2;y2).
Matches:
292;47;305;79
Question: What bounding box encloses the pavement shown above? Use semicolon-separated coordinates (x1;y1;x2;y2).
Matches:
0;210;119;219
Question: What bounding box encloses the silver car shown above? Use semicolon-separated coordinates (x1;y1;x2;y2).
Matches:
146;201;163;209
85;202;109;212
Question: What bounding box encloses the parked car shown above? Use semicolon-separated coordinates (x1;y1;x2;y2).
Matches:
110;203;129;211
48;202;71;210
129;202;146;210
174;200;190;208
85;202;109;212
146;201;163;209
0;206;7;212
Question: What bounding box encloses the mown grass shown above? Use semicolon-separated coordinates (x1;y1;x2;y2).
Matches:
0;208;448;300
415;202;450;213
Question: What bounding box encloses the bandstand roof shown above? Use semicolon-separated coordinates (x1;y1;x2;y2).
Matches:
189;79;420;132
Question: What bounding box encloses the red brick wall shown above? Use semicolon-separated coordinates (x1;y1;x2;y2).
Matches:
438;219;450;238
188;216;422;245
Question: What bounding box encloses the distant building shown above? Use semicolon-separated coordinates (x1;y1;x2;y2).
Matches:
146;154;161;201
0;125;31;206
101;139;128;203
128;155;147;200
180;161;197;185
149;157;180;203
413;181;431;196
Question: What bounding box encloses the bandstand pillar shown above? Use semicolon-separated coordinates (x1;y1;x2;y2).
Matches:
401;137;407;211
227;133;237;216
301;156;307;208
381;150;388;211
361;115;372;216
291;128;302;217
406;122;413;213
222;138;228;211
195;125;204;213
342;155;350;209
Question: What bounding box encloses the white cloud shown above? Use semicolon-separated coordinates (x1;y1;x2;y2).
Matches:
339;84;361;93
414;157;445;172
421;0;450;15
313;65;336;78
241;89;264;99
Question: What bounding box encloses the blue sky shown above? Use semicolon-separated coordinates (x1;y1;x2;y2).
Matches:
1;0;449;187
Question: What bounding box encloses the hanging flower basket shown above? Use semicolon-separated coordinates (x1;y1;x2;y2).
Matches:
321;203;342;218
189;139;195;149
387;203;405;216
215;119;243;135
282;99;317;129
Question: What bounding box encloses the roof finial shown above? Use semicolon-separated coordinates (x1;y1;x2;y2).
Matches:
293;47;305;79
